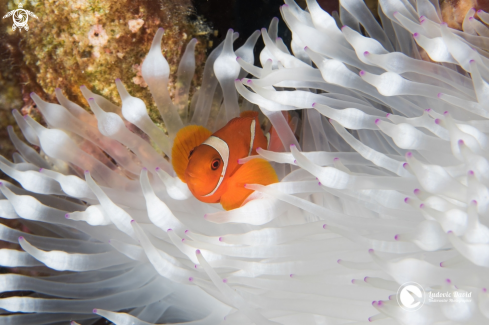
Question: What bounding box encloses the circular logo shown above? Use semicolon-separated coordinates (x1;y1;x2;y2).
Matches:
397;282;425;311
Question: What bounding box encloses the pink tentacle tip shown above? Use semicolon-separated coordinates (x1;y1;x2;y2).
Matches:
155;167;160;171
115;78;121;82
322;224;327;229
142;167;147;171
290;274;294;278
341;25;347;31
93;309;98;314
435;118;440;124
304;46;308;50
359;70;365;76
363;51;370;56
351;279;355;284
425;108;431;112
440;262;444;267
386;113;390;118
447;230;453;234
469;16;474;20
377;301;383;307
468;170;475;176
318;182;322;186
181;238;185;242
84;170;90;174
471;200;478;205
368;248;374;253
333;157;339;161
458;139;464;145
372;301;377;306
222;278;228;283
219;237;222;242
196;249;201;254
39;168;44;172
65;213;70;219
185;229;189;233
414;189;420;194
441;22;448;26
419;203;425;209
236;56;241;60
368;317;373;322
18;236;24;240
311;102;316;107
88;97;95;101
394;234;399;240
404;197;409;203
483;288;487;293
413;32;419;38
130;219;135;223
437;92;443;98
403;162;408;169
194;264;198;269
203;214;207;219
290;144;295;147
406;152;412;158
158;27;164;31
443;111;449;115
446;278;451;284
188;277;193;282
374;118;380;124
337;259;342;263
364;276;369;282
294;160;297;164
167;228;172;232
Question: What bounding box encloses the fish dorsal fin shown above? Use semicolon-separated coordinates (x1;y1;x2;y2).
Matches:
172;125;212;182
240;110;259;119
220;158;278;210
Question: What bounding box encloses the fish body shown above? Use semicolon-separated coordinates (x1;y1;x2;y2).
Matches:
172;111;278;210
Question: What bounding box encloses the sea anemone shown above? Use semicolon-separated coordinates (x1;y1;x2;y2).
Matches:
1;0;489;324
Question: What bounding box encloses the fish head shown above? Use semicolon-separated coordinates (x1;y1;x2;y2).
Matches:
185;144;224;200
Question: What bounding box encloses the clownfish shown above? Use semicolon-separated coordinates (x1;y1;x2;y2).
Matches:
171;111;280;210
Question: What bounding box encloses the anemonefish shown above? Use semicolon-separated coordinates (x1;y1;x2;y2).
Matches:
171;111;280;210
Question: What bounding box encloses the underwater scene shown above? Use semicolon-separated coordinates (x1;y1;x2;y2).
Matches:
1;0;489;324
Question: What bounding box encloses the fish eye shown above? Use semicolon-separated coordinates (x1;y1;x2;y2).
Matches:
211;158;220;170
188;149;194;159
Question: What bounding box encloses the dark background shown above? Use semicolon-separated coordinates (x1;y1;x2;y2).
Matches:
192;0;340;62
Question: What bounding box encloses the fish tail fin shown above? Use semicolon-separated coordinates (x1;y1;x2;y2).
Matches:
220;158;278;210
171;125;212;182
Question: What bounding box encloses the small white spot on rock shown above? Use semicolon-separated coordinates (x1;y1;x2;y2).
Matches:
128;19;144;33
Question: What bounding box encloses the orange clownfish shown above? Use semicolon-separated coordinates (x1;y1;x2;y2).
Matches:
171;111;279;210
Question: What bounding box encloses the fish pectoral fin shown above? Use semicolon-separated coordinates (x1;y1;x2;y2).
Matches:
171;125;212;182
220;158;278;211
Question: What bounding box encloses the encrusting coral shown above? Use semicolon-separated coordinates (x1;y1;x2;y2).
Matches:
3;0;489;324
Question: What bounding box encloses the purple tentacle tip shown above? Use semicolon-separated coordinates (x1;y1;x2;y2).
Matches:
364;276;369;282
404;197;409;203
442;22;448;26
203;214;207;219
351;279;355;284
372;301;377;305
425;108;431;112
403;162;408;168
359;70;365;76
458;139;464;145
294;160;297;164
341;25;347;31
368;317;373;322
181;238;185;242
304;46;308;50
318;182;322;186
468;170;475;175
472;200;478;205
420;203;425;209
447;230;453;234
158;27;164;31
65;213;70;219
386;113;390;118
377;301;383;306
290;274;294;278
312;102;316;107
236;56;241;60
363;51;370;56
93;309;97;314
413;33;419;38
185;230;189;233
333;157;339;161
30;92;35;96
446;278;451;284
155;167;160;171
219;237;222;242
394;234;399;240
368;248;374;253
167;228;172;232
196;249;201;254
435;118;440;124
437;93;443;98
84;170;90;174
322;224;327;229
440;262;444;267
142;167;147;171
337;259;342;263
246;79;252;84
189;277;193;282
222;278;228;283
414;189;420;194
443;111;449;115
483;288;487;292
290;144;295;147
406;152;412;158
39;168;44;172
18;236;24;240
374;118;380;124
469;16;474;20
115;78;121;81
